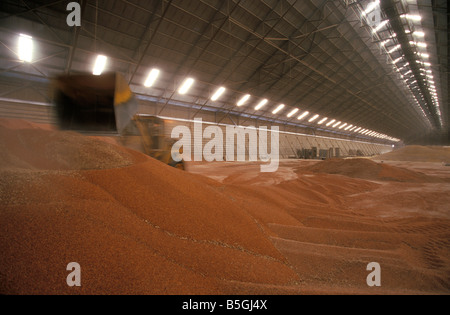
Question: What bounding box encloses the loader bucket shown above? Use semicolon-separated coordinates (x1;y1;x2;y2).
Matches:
53;72;138;134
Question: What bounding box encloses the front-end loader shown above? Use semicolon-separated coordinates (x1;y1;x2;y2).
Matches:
52;72;184;170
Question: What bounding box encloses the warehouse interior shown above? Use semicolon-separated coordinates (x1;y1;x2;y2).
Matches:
0;0;449;295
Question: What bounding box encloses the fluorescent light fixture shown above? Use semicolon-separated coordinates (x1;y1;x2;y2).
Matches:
414;31;425;37
393;57;403;64
364;0;380;15
416;42;427;48
237;94;251;106
93;55;107;75
144;69;160;87
339;123;348;129
298;111;309;121
287;108;299;118
309;114;319;123
401;14;422;21
326;119;336;127
354;127;362;132
18;34;33;62
255;99;268;110
332;121;342;128
388;44;401;54
178;78;195;95
318;117;328;125
373;20;389;33
211;87;226;101
345;124;353;131
349;126;357;131
272;104;285;114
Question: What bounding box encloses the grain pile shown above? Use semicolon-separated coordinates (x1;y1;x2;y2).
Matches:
300;158;442;183
2;118;449;295
217;164;450;294
0;118;297;295
0;118;144;171
374;145;450;163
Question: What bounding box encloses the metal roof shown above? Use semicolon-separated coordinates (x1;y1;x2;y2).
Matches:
0;0;448;144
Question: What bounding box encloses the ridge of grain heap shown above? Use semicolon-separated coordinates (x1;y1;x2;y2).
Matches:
0;118;143;171
301;158;441;183
374;145;450;163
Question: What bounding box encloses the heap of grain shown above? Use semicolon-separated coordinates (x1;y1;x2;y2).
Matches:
374;145;450;163
301;158;441;183
0;118;297;294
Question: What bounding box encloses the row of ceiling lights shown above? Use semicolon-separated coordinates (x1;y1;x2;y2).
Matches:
139;65;401;142
362;0;442;128
16;33;400;143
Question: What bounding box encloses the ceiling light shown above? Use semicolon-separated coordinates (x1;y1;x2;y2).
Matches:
339;123;348;129
326;119;336;127
211;87;226;101
414;31;425;37
373;20;389;33
255;99;268;110
237;94;251;106
309;114;319;123
93;55;107;75
287;108;299;118
388;44;401;54
332;121;342;128
345;125;353;131
144;69;160;88
401;14;422;21
363;0;380;15
178;78;195;95
318;117;328;125
272;104;285;114
18;34;33;62
298;111;309;121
